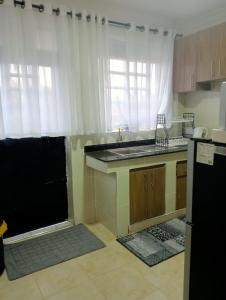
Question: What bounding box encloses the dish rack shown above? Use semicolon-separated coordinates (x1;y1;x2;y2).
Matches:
155;113;195;147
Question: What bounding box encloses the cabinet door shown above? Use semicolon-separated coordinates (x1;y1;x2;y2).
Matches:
130;165;165;224
173;34;197;93
197;24;224;82
184;34;197;92
196;28;212;82
130;169;148;224
147;166;165;218
176;161;187;210
173;38;185;93
219;22;226;79
210;24;222;80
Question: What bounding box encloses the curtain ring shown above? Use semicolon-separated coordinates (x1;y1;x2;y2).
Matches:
151;28;158;34
39;4;44;12
14;0;25;8
21;0;25;8
67;10;73;17
76;12;82;20
87;14;91;22
55;7;60;16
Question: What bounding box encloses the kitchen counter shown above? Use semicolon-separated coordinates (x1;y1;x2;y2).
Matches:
85;139;187;162
85;139;187;237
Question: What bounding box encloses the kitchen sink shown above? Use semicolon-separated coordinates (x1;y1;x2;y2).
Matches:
107;145;169;156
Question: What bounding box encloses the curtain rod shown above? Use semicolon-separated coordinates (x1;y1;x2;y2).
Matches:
1;0;183;37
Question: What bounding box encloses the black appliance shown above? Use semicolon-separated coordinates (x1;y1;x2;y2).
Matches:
0;137;68;238
184;138;226;300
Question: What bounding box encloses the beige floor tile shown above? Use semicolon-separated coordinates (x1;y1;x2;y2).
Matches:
46;281;105;300
76;245;134;278
0;223;185;300
0;271;11;289
0;274;43;300
32;260;90;299
144;258;184;297
167;287;184;300
142;290;169;300
86;223;116;244
92;264;158;300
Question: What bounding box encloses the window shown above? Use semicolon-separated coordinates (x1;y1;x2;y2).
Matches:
0;63;54;136
109;58;156;131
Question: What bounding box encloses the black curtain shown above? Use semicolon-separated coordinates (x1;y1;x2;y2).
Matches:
0;137;68;238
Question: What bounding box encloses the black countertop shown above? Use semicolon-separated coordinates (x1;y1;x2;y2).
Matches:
85;139;188;162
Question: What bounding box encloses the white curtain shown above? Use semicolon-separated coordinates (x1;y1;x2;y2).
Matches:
0;1;109;138
70;12;110;134
0;1;175;138
108;25;176;131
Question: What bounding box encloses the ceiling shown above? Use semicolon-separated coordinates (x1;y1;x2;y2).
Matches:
101;0;226;20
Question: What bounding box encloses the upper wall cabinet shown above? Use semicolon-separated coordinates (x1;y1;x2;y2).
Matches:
173;21;226;93
196;24;223;82
219;23;226;79
173;34;197;93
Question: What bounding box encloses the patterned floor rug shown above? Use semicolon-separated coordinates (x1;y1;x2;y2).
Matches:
117;217;186;267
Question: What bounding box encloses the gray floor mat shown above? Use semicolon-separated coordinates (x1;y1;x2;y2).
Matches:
4;224;105;280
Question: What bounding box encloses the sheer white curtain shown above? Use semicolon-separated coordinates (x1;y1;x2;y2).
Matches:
0;1;175;138
108;25;176;131
71;11;110;134
0;1;109;138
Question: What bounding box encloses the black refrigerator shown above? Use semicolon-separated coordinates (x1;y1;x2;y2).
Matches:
184;138;226;300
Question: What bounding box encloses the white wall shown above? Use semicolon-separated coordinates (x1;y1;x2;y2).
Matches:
178;83;222;135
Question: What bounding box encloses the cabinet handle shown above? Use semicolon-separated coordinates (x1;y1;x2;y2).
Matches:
191;73;195;89
211;61;215;79
219;59;221;77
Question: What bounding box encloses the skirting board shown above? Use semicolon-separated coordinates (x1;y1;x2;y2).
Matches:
128;209;186;235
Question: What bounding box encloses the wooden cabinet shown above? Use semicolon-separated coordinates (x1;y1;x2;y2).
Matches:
176;160;187;210
173;38;185;93
196;27;213;82
219;22;226;79
174;21;226;91
173;34;197;93
196;25;223;82
130;164;165;224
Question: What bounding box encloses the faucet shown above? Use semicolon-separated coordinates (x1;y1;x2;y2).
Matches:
116;128;123;142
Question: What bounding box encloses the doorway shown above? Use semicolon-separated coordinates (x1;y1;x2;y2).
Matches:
0;136;73;238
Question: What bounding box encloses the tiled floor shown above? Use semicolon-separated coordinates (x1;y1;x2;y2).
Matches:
0;223;184;300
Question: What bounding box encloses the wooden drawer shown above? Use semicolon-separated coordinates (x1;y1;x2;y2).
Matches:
176;161;187;177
